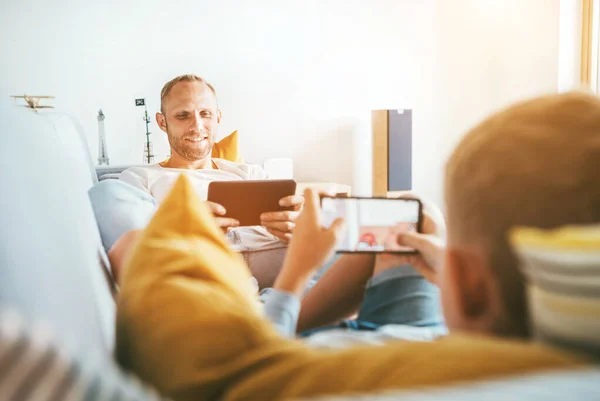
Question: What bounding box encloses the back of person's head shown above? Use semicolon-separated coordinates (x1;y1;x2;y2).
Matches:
443;91;600;337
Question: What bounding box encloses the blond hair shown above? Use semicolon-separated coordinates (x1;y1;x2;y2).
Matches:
160;74;217;114
445;92;600;336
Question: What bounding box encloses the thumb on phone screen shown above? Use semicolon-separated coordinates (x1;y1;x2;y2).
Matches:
396;232;445;285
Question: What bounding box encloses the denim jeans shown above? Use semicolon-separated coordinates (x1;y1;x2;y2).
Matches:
357;265;443;327
300;265;445;336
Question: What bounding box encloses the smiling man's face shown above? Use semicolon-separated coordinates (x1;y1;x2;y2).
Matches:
158;80;220;162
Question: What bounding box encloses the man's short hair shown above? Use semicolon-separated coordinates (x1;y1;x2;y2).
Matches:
445;91;600;336
160;74;218;114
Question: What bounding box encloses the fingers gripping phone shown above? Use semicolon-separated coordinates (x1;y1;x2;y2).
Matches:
320;196;423;254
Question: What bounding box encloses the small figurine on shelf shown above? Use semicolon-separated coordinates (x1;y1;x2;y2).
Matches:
97;109;110;165
136;98;154;164
10;95;55;112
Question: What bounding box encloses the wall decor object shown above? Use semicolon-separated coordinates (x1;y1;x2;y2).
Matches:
10;95;55;112
136;98;154;164
371;109;412;196
97;109;110;165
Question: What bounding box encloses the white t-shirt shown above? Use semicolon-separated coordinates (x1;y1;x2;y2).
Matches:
119;158;284;252
119;158;268;203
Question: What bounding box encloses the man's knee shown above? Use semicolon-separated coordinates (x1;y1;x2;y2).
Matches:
109;229;144;284
89;179;157;205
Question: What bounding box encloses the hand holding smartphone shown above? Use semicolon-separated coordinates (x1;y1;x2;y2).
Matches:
320;196;423;254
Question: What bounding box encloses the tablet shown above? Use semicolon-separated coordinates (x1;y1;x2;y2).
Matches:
207;179;297;226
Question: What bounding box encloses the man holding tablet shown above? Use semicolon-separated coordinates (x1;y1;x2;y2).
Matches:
96;74;304;288
119;74;303;243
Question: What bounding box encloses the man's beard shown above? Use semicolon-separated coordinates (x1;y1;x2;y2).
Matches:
167;129;214;161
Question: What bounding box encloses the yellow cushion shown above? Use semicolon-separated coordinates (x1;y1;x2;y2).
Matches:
511;224;600;251
116;175;586;401
511;224;600;356
211;130;243;163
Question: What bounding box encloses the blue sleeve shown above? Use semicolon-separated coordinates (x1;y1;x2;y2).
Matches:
260;289;301;337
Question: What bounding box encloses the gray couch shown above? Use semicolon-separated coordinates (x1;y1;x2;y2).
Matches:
96;165;135;181
1;101;598;400
0;106;114;355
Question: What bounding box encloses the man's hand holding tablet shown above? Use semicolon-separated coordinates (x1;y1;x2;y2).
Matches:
207;179;302;242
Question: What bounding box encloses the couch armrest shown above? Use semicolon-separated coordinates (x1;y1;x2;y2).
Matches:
95;159;292;181
95;165;140;181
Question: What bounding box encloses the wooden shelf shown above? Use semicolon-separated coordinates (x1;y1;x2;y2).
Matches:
296;182;351;197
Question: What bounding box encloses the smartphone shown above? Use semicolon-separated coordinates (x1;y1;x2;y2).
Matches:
207;179;297;226
320;196;423;254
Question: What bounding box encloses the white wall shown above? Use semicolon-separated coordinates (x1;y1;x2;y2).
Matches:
558;0;583;91
0;0;560;207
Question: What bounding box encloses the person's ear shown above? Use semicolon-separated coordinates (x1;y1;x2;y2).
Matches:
217;109;222;124
156;112;167;133
444;247;495;331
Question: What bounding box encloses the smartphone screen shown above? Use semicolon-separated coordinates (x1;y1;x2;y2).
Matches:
321;197;421;253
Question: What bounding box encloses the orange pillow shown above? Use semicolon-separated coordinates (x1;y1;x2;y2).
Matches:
211;130;242;163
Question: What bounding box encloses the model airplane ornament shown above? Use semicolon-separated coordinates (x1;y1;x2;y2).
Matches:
10;95;55;112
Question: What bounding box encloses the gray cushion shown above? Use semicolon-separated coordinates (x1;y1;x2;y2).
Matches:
95;165;141;181
89;179;158;251
98;173;122;181
0;98;115;355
